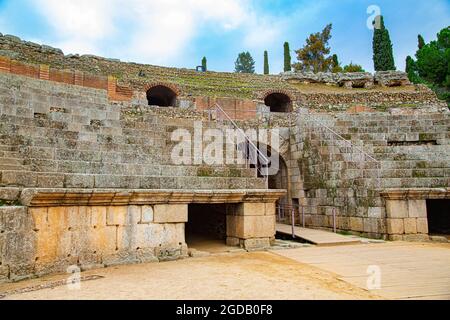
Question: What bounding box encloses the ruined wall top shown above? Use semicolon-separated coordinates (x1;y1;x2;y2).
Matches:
0;33;444;109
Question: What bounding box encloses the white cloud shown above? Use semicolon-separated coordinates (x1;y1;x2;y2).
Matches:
31;0;252;62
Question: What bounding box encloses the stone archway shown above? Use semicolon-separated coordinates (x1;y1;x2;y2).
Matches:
145;83;180;107
264;92;292;113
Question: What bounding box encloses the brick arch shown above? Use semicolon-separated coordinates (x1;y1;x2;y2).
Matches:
143;82;181;96
258;89;296;113
256;89;296;102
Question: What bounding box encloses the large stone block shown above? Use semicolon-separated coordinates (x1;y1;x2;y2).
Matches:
106;206;128;226
236;202;274;216
241;238;271;250
404;218;417;234
226;215;275;239
408;200;427;218
386;200;408;218
350;217;364;232
153;204;188;223
363;218;384;234
416;218;429;234
387;218;404;235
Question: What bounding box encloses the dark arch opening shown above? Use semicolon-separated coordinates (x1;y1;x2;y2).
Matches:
146;85;177;107
264;93;292;113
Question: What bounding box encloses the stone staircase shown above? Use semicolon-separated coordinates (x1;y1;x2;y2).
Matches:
0;73;266;191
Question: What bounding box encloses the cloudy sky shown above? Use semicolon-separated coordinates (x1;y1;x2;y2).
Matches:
0;0;448;73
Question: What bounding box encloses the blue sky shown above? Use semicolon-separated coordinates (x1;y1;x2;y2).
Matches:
0;0;448;73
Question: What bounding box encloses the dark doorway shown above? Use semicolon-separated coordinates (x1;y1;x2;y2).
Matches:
186;204;232;253
264;93;292;113
427;200;450;236
146;85;177;107
268;155;288;206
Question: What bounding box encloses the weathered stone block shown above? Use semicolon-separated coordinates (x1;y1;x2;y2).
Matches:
226;215;275;239
368;207;383;218
153;204;188;223
416;218;429;234
0;206;29;232
236;202;275;216
403;234;429;242
363;218;383;234
408;200;427;218
241;238;271;250
89;206;106;228
140;206;154;224
106;206;128;226
404;218;417;234
387;218;404;235
388;234;404;241
64;174;95;188
350;217;364;232
386;200;408;218
0;188;21;201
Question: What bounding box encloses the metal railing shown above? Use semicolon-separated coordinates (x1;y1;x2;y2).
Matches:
298;108;382;190
277;203;338;238
208;103;270;187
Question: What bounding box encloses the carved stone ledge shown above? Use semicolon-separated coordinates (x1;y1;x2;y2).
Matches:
380;188;450;200
20;188;287;207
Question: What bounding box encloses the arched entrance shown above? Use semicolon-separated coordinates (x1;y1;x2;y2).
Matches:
146;85;177;107
268;155;288;206
264;92;292;113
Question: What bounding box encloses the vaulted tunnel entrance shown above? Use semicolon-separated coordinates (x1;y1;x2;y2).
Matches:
427;199;450;237
146;85;177;107
186;204;232;253
264;93;292;113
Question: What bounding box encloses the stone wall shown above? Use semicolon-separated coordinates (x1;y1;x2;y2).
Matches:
0;189;283;282
0;73;266;191
290;110;450;239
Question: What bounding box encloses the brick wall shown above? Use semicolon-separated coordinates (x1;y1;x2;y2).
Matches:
0;56;132;102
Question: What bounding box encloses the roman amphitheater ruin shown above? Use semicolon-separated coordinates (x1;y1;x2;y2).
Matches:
0;34;448;283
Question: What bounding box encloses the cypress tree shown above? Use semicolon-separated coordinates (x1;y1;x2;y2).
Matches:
201;57;207;71
283;42;291;72
264;51;269;75
418;35;425;50
372;15;396;71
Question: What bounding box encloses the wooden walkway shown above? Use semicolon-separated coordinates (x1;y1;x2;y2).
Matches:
271;242;450;300
276;223;362;247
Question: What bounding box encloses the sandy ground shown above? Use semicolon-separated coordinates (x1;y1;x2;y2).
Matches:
2;241;448;300
0;251;381;300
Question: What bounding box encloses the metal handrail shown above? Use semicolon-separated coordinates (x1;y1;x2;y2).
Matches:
209;103;271;187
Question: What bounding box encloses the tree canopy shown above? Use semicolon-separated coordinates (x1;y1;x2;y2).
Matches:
372;15;396;71
235;52;255;74
293;24;334;73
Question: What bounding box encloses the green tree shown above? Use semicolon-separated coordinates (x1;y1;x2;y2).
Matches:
418;35;425;50
331;54;343;73
283;42;292;72
410;26;450;105
263;51;269;75
343;63;365;73
293;24;334;73
372;15;396;71
405;55;421;83
416;29;449;85
202;57;207;71
234;51;255;73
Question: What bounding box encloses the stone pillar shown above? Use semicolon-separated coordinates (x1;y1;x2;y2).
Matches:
226;202;276;250
386;199;429;241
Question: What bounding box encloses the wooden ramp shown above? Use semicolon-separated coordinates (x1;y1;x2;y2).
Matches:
276;223;362;247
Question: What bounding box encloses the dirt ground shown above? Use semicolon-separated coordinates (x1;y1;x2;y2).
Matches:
2;241;448;300
0;251;381;300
